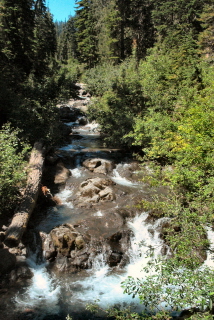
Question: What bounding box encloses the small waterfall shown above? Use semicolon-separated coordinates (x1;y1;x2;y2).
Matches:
55;188;74;208
68;212;166;310
15;265;61;317
15;240;61;318
6;115;196;319
126;213;168;278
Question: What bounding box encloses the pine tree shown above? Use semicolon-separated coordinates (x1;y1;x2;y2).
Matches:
198;3;214;62
128;0;155;60
0;0;35;77
75;0;98;67
57;17;77;63
93;0;121;63
151;0;205;40
33;0;57;77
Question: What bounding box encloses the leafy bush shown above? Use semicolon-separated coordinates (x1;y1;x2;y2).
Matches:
122;256;214;316
87;58;145;147
0;123;30;215
82;62;121;96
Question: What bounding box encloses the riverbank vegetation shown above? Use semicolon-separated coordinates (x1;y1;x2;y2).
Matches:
1;0;214;318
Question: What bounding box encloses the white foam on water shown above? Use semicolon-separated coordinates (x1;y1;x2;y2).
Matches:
70;167;83;178
69;212;164;310
55;188;74;209
112;164;139;187
84;121;100;132
126;213;166;278
15;258;61;314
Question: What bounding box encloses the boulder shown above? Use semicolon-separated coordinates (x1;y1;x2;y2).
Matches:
59;105;84;122
108;252;123;267
75;235;85;250
50;224;80;257
78;116;88;125
41;210;132;272
54;162;71;185
61;123;72;137
48;224;86;259
83;158;115;175
99;187;115;201
0;249;16;276
40;232;57;261
9;264;33;284
75;177;116;207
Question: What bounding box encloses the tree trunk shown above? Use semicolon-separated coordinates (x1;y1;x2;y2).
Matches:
4;141;45;248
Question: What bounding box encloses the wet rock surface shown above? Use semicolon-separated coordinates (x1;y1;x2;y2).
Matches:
41;209;133;272
74;177;116;207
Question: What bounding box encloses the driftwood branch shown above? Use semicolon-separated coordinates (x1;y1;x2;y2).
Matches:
4;141;45;248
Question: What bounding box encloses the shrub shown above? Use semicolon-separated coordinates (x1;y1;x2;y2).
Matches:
0;123;30;215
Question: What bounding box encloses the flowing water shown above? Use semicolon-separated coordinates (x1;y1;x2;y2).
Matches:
1;116;214;320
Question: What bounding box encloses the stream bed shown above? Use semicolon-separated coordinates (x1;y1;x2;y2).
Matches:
1;97;214;320
0;115;169;320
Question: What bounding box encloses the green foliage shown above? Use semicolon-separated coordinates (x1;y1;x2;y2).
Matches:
0;0;35;77
75;0;98;68
86;301;171;320
83;62;122;96
198;3;214;62
33;7;57;78
56;17;77;63
151;0;205;38
0;123;29;215
122;257;214;315
86;58;144;147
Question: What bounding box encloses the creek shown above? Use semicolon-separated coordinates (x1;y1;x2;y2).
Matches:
1;94;214;320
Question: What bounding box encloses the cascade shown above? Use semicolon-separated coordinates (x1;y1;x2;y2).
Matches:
2;90;214;320
8;115;167;319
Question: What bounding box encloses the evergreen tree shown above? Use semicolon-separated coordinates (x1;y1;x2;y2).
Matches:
151;0;205;40
0;0;35;78
57;16;77;63
75;0;98;67
93;0;122;63
198;3;214;62
0;0;35;124
128;0;155;60
33;0;57;77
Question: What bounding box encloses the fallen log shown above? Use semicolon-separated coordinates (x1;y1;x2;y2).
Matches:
4;141;45;248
